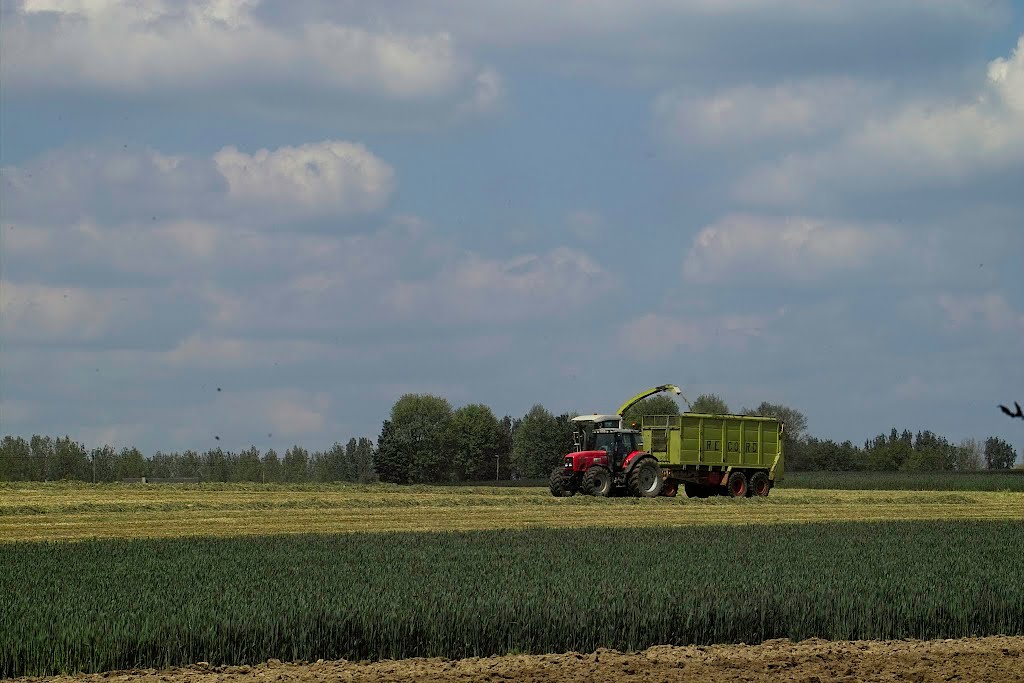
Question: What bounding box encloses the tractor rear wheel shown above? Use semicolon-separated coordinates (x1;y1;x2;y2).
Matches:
726;470;748;498
749;471;771;497
549;468;576;497
627;459;664;498
581;466;612;497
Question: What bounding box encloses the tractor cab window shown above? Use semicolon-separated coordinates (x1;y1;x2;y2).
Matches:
592;432;616;453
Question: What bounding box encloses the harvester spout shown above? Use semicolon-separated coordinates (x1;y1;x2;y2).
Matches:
616;384;684;418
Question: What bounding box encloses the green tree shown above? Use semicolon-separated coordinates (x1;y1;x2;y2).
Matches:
742;401;808;470
203;448;232;482
51;436;88;480
448;404;502;481
622;395;680;429
373;419;407;483
864;429;911;471
343;438;361;481
511;405;573;478
29;435;54;480
283;445;310;482
262;449;282;482
901;431;956;471
690;393;730;415
148;451;173;479
802;437;865;471
955;438;983;471
89;445;117;482
313;442;351;482
0;436;32;481
985;436;1017;470
178;450;202;479
496;416;517;480
114;447;146;479
236;446;263;481
377;394;454;484
353;437;375;483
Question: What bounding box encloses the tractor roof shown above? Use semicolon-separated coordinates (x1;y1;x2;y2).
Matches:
571;414;620;423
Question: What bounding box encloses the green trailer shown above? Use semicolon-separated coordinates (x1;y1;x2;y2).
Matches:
641;413;784;497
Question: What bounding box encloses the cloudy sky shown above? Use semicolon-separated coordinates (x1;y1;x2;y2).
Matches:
2;0;1022;458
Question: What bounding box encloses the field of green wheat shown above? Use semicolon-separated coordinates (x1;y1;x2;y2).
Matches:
2;520;1023;677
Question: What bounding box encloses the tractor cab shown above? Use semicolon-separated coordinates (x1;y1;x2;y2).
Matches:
586;428;642;460
570;414;626;452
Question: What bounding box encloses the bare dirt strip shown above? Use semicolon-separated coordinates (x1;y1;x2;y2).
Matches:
9;637;1023;683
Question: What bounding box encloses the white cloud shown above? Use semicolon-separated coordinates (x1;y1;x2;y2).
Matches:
938;292;1024;334
3;140;395;223
618;309;786;362
78;423;148;451
360;1;1000;50
157;388;338;446
1;0;499;120
456;67;504;116
162;334;339;370
1;146;225;223
566;210;605;241
384;246;611;325
735;34;1024;205
0;281;126;342
682;213;903;284
0;399;35;424
266;393;330;437
891;375;956;401
654;78;886;147
213;141;395;217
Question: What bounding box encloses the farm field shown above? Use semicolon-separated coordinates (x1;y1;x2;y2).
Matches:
3;522;1024;677
779;470;1024;491
449;469;1024;491
9;636;1024;683
2;481;1023;542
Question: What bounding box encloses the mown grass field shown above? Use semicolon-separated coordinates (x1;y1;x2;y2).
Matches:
779;470;1024;491
1;481;1023;542
3;521;1023;677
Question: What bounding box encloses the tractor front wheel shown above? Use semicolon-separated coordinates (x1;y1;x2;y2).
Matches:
726;470;748;498
581;466;613;497
549;468;576;497
627;459;664;498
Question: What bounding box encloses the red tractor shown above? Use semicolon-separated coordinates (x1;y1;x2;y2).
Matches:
548;424;664;497
548;385;682;498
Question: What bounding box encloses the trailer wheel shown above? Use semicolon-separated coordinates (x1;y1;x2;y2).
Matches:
581;466;612;497
749;471;771;497
661;479;679;497
627;459;663;498
684;482;710;498
549;468;576;497
726;470;748;498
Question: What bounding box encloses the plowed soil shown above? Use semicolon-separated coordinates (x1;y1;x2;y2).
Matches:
13;637;1024;683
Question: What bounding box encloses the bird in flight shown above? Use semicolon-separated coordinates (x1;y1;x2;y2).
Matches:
1000;401;1023;420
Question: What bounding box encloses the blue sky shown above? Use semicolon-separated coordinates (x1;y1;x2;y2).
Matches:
1;0;1022;460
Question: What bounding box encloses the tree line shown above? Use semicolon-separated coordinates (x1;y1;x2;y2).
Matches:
0;392;1018;483
0;435;374;483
